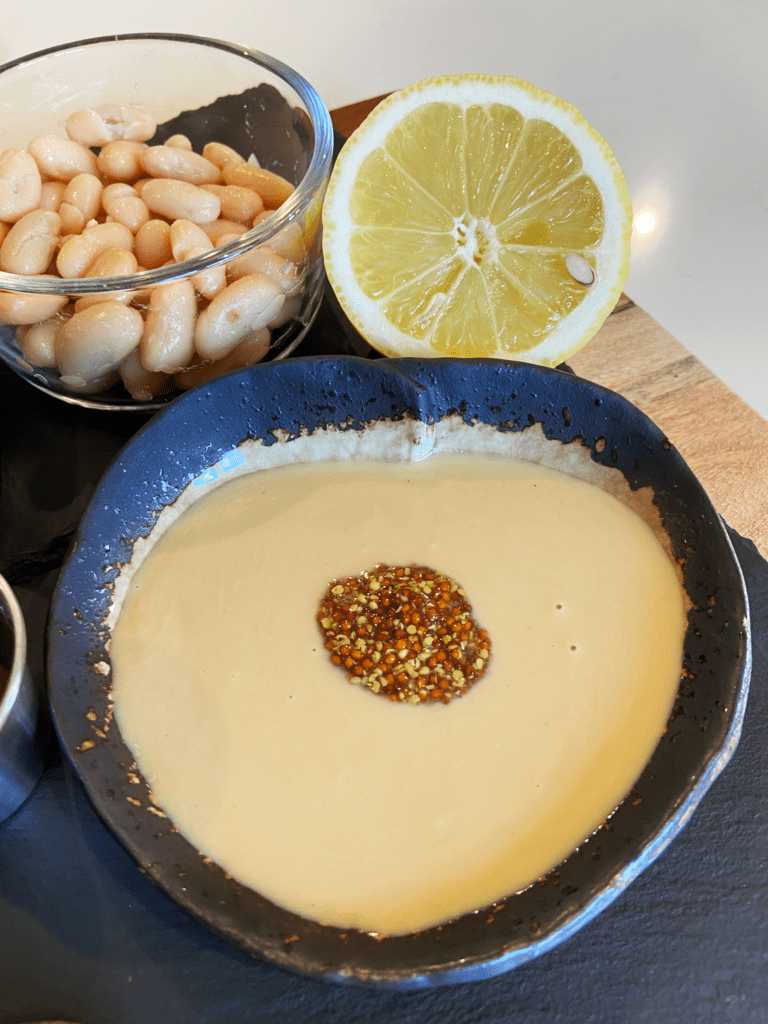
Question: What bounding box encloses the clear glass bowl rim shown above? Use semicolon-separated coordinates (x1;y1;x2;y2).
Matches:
0;32;335;296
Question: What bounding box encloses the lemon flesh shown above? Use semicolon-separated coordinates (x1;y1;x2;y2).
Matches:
323;76;632;365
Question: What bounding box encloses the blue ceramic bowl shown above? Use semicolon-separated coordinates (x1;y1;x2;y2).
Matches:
46;356;751;987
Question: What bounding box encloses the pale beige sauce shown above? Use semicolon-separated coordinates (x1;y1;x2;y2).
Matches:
110;455;686;935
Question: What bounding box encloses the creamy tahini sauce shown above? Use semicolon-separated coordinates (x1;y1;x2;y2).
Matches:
110;454;686;935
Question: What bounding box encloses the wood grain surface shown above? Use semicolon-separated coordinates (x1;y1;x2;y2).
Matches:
570;297;768;558
330;98;768;558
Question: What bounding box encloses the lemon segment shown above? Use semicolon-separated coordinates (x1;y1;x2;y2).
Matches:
323;74;632;365
350;148;456;232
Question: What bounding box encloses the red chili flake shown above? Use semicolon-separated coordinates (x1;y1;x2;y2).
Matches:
316;564;491;704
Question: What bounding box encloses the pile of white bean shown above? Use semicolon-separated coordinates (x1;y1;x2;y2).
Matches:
0;102;310;400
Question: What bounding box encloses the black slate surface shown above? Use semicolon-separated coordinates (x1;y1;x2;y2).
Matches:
1;305;767;1023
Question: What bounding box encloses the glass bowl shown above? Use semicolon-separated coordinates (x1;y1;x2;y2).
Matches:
0;33;334;411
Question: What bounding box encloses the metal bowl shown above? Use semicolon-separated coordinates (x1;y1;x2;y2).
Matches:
46;356;751;986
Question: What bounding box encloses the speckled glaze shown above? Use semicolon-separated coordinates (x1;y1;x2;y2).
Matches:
46;357;751;987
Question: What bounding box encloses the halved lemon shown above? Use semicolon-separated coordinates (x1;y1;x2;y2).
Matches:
322;74;632;364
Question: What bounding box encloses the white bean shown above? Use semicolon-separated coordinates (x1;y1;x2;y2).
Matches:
193;273;284;360
58;203;86;236
102;182;135;204
230;326;271;366
28;135;98;182
120;347;171;400
140;277;196;373
66;104;156;146
87;247;138;277
226;245;300;294
134;218;173;269
59;368;121;394
0;209;61;275
185;244;227;299
65;108;116;147
56;232;76;251
169;219;212;261
106;194;150;233
202;141;246;170
74;247;138;310
101;184;148;232
38;181;66;212
201;184;263;223
223;162;294;209
267;292;302;329
100;104;156;142
63;174;103;222
175;328;270;390
141;179;220;224
16;318;59;367
139;147;221;186
0;286;68;325
96;141;148;183
56;221;134;278
164;134;192;151
252;211;305;262
0;148;42;222
200;219;249;245
169;219;226;298
55;301;144;383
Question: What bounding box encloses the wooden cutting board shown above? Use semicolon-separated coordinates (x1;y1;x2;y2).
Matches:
330;98;768;559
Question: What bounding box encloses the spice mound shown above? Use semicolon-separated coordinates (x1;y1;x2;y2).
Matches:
317;564;491;704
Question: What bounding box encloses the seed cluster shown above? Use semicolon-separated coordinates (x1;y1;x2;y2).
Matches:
317;564;492;704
